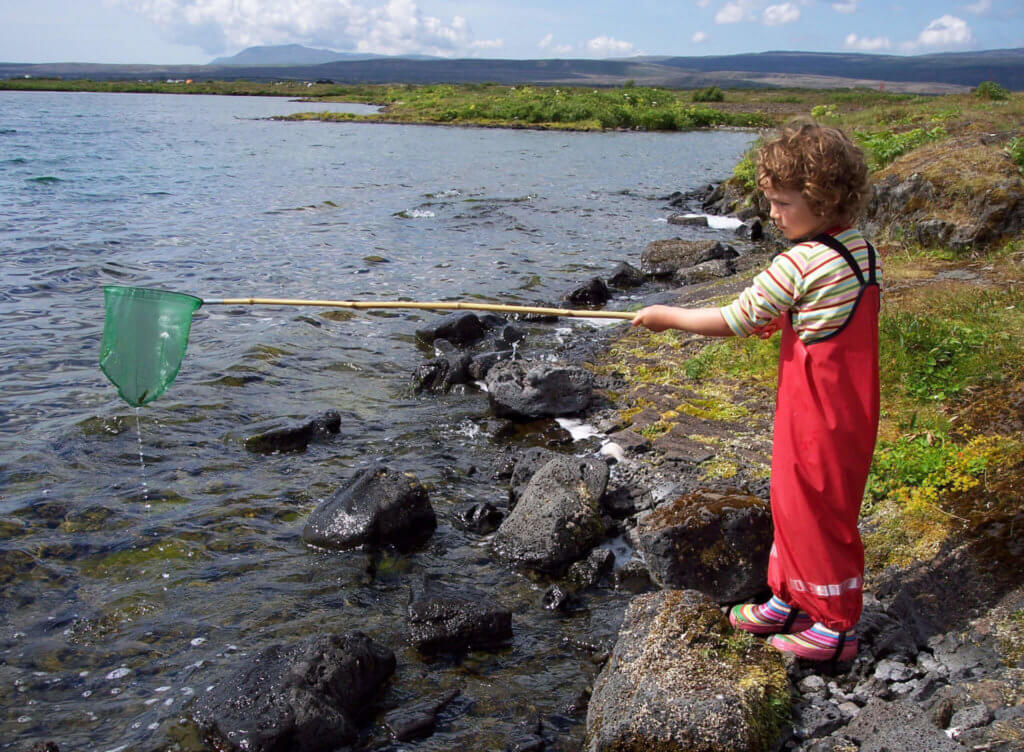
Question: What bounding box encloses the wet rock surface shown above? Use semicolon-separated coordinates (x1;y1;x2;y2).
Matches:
485;360;595;419
243;410;341;453
408;597;513;653
302;464;436;550
190;632;395;752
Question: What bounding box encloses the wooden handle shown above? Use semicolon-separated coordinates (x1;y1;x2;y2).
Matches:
206;297;637;320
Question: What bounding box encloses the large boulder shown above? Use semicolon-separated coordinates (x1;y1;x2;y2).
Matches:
844;698;962;752
492;456;608;572
302;465;435;550
408;597;513;653
190;632;395;752
637;489;772;604
641;239;737;277
585;590;789;752
415;312;488;348
485;360;594;419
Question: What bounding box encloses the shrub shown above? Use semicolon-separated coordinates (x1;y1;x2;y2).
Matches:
692;86;724;103
1006;136;1024;173
854;126;947;169
973;80;1009;101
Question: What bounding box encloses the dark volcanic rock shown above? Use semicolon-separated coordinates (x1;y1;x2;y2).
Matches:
415;312;488;348
190;632;395;752
607;261;647;289
492;456;608;572
637;489;772;603
414;342;473;393
467;350;513;381
668;213;709;227
844;698;962;752
585;590;788;752
244;410;341;453
455;501;505;534
672;257;735;286
734;217;763;240
408;597;513;653
485;360;594;420
564;277;610;306
508;447;560;508
640;238;738;277
302;465;435;550
384;690;460;741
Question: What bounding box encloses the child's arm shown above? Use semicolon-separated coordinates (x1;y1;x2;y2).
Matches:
631;305;735;337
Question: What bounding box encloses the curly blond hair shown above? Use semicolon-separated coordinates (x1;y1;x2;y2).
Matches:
756;121;870;225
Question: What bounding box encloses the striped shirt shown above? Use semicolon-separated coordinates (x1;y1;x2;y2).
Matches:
720;227;880;344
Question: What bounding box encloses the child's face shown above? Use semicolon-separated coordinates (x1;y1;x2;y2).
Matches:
762;184;833;241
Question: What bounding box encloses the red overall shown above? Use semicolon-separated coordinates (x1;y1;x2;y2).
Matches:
767;233;879;632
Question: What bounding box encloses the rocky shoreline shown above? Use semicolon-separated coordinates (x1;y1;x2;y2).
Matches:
30;185;1022;752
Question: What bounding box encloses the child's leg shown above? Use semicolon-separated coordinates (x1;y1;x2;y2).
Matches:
729;594;813;635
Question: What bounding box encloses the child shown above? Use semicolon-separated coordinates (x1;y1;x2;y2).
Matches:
632;122;879;662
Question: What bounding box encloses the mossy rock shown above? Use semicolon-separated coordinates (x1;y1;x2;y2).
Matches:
585;590;789;752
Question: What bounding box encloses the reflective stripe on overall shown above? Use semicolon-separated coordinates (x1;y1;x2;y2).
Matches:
767;233;880;632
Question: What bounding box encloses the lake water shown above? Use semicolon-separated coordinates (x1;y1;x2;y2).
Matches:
0;91;755;750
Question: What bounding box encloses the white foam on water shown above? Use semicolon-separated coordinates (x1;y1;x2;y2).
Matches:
599;441;626;463
706;214;744;230
406;209;435;219
598;535;636;568
105;667;131;680
555;418;602;442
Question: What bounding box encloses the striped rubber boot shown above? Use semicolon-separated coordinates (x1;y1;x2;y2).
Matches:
728;595;813;635
769;623;858;662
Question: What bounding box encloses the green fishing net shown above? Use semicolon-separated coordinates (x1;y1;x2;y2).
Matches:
100;286;203;407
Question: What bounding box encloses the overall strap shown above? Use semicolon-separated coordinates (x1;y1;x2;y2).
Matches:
812;233;876;286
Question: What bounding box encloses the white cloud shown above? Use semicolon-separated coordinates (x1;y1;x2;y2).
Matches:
763;3;800;25
697;0;712;6
914;14;973;47
832;1;858;13
469;39;503;51
692;31;709;43
965;0;990;13
586;36;634;57
715;2;749;23
538;33;573;55
845;33;891;50
111;0;474;56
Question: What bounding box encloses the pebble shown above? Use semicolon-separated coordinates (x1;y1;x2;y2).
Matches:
949;703;992;731
874;658;915;682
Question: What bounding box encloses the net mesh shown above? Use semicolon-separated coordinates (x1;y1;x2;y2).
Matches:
100;286;203;406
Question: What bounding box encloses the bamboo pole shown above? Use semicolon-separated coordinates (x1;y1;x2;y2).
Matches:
207;297;637;320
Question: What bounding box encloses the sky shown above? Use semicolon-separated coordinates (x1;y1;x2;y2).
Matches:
1;0;1021;65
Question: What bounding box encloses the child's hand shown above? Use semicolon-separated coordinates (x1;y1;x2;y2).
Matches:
752;315;783;339
631;305;676;332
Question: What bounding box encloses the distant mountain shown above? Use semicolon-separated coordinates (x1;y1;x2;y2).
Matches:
209;44;439;66
210;44;381;66
3;47;1022;91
